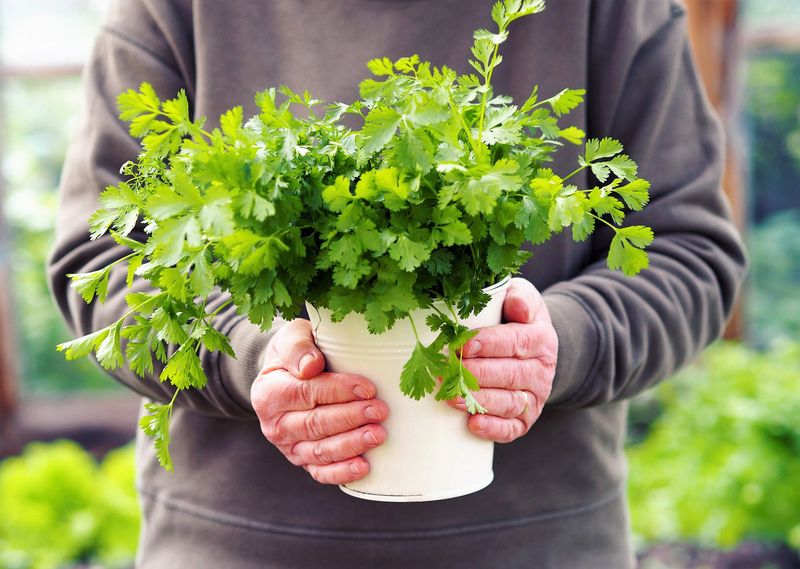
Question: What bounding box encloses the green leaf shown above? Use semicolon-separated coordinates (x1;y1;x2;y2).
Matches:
615;179;651;211
619;225;655;248
117;82;160;123
322;176;354;212
584;137;623;163
125;291;160;315
366;57;395;77
473;28;509;45
360;106;402;155
220;105;243;138
126;254;143;288
56;328;110;360
559;126;585;145
400;341;448;400
607;226;654;276
96;323;124;369
140;402;173;472
126;336;155;376
68;267;111;304
459;159;521;216
543;88;585;116
190;253;214;298
394;129;434;173
389;235;431;271
200;327;236;358
605;154;639;182
160;345;207;389
374;167;412;211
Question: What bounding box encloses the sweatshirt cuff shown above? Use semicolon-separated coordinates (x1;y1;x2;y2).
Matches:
218;316;284;415
543;291;602;406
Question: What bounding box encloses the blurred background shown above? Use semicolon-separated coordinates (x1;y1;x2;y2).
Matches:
0;1;798;568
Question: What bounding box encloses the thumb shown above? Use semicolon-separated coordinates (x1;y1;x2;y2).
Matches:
268;319;326;379
502;278;541;324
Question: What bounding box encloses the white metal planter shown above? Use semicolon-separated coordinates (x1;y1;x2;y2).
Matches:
307;277;510;502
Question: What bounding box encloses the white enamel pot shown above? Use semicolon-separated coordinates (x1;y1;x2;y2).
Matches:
306;276;510;502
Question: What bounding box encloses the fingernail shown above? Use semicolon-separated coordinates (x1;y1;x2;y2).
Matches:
364;406;381;420
353;385;370;400
363;431;379;445
299;353;315;373
464;341;480;357
453;397;466;409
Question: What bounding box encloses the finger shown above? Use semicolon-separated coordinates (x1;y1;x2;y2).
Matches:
448;388;529;419
274;399;389;443
251;370;378;415
467;413;529;443
461;320;556;360
461;357;553;394
305;457;371;485
264;319;325;378
502;278;543;324
289;425;387;466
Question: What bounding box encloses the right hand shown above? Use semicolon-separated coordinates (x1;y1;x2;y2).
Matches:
250;318;389;485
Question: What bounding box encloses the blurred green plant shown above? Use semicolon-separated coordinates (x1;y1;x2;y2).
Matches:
744;51;800;220
746;210;800;347
2;77;117;393
627;341;800;550
0;440;139;569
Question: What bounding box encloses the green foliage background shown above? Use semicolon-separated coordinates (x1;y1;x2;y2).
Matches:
628;342;800;550
0;441;139;569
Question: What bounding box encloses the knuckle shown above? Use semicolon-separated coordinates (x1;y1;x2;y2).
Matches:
305;464;324;483
264;415;289;444
285;443;306;466
312;442;333;465
296;379;315;408
503;420;519;443
303;409;325;440
504;391;524;417
513;326;537;358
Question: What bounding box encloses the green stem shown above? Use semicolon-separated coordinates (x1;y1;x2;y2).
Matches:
562;164;588;182
408;314;421;343
589;212;621;232
166;385;181;421
208;298;234;319
477;42;501;140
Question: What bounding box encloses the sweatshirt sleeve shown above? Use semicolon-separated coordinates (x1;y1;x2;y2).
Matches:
47;1;274;419
543;0;748;407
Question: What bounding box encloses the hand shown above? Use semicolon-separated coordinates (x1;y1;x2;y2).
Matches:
448;278;558;443
251;319;389;485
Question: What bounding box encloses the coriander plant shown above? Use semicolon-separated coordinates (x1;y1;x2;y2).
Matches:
58;0;653;470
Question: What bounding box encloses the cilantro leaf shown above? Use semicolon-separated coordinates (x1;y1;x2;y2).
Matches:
360;106;402;155
584;137;624;163
400;341;448;400
607;226;654;276
140;402;173;472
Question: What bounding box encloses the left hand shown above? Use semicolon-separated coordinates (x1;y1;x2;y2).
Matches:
447;277;558;443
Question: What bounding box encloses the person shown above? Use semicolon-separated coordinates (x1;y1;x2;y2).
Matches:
48;0;747;567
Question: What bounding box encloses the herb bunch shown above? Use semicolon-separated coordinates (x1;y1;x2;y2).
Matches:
58;0;653;470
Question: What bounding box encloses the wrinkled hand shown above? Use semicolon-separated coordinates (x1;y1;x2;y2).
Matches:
448;278;558;443
251;319;389;485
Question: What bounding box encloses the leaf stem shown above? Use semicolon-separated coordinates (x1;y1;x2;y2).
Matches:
477;42;501;141
589;212;621;232
562;164;588;182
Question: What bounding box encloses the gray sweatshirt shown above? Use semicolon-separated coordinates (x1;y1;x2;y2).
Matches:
48;0;747;567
